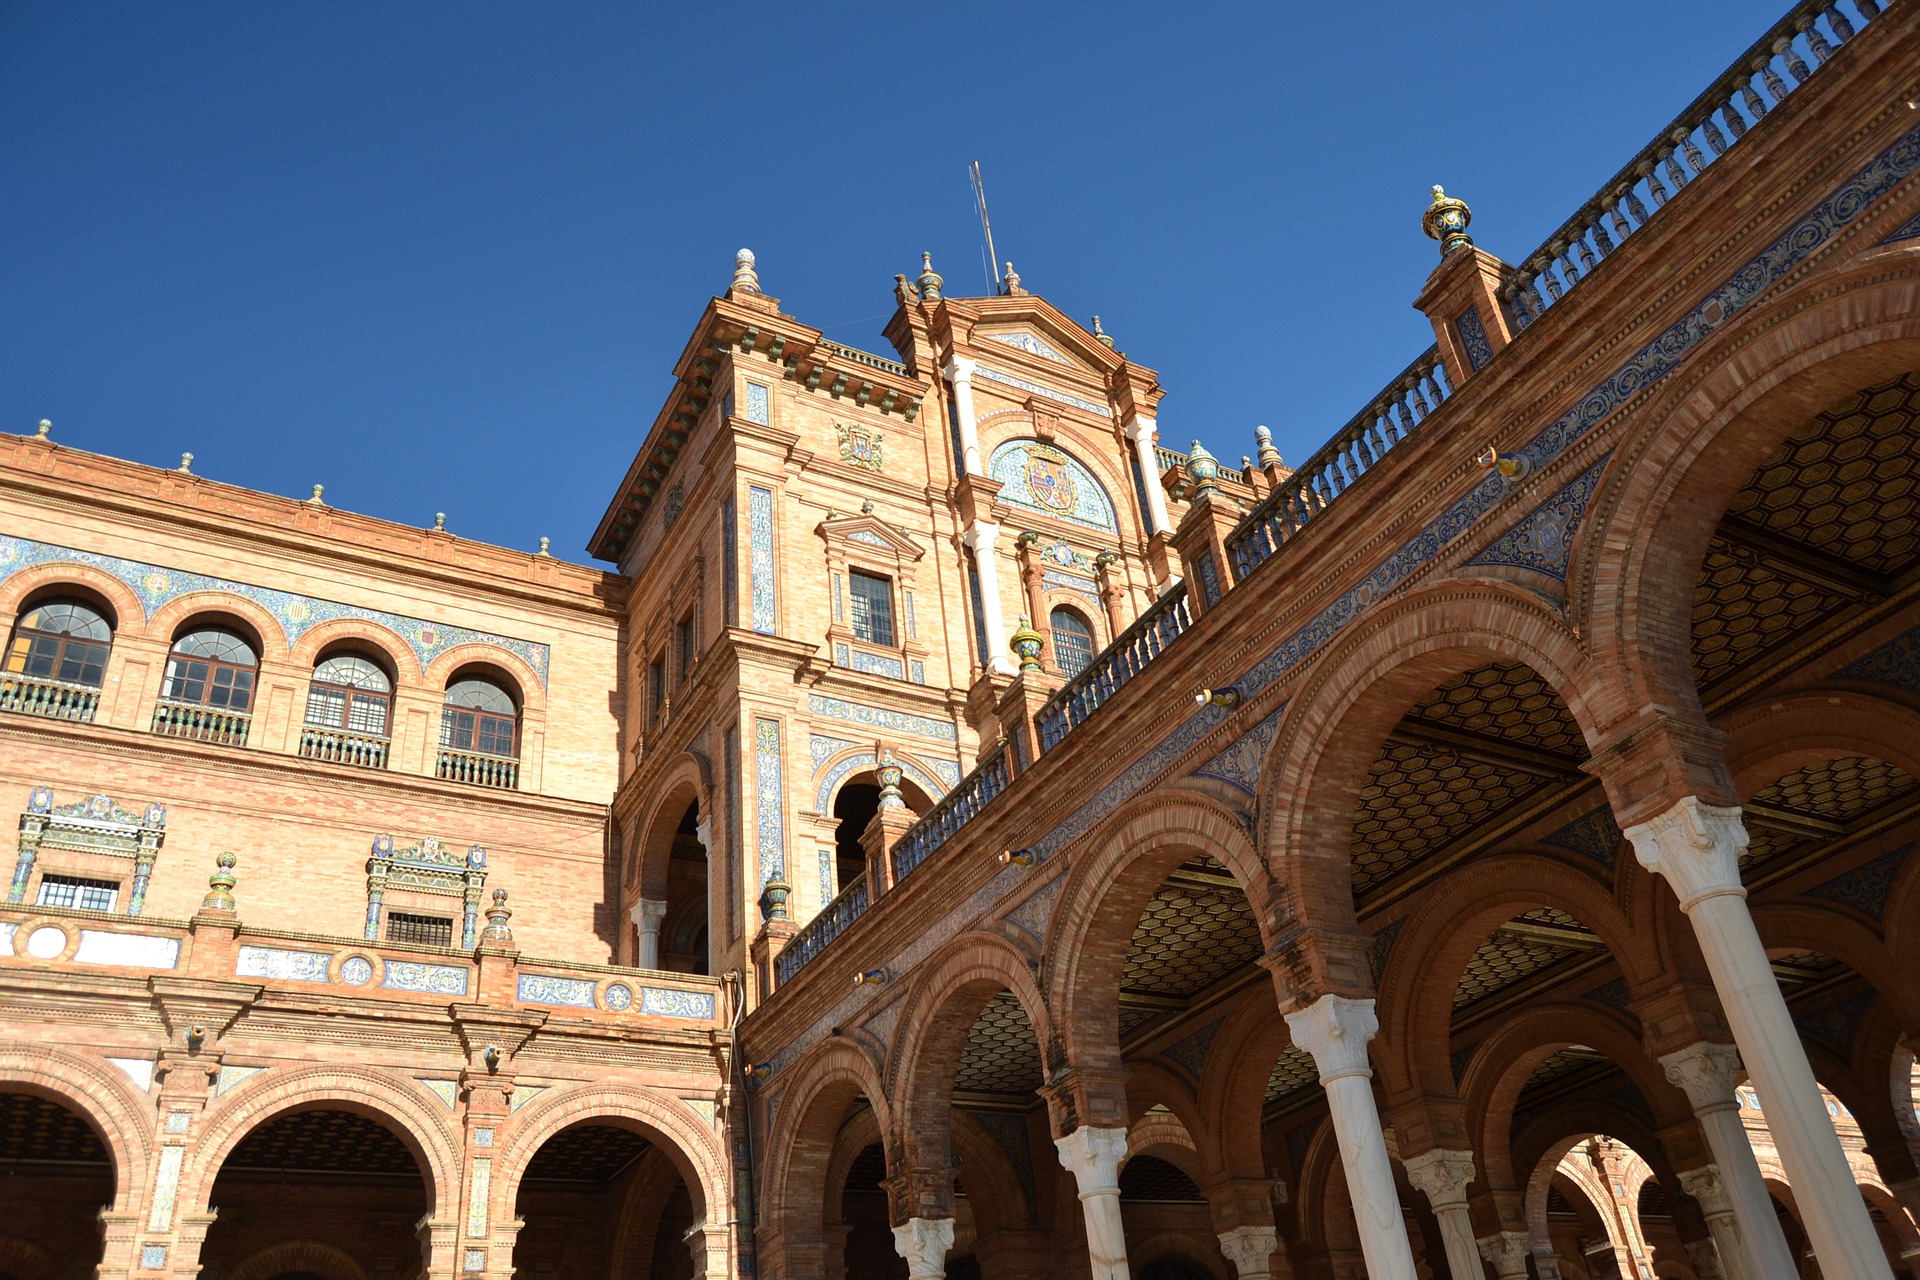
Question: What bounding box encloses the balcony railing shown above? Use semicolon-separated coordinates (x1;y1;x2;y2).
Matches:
437;746;518;790
890;743;1014;886
1155;445;1246;485
152;700;251;747
827;342;910;377
1500;0;1881;329
1034;581;1193;751
0;674;100;723
774;872;869;987
1226;348;1452;581
300;727;390;769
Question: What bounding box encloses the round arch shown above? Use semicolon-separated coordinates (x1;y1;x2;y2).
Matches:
1198;987;1296;1188
421;642;548;709
758;1037;893;1268
286;616;426;686
145;591;291;664
629;762;708;902
1721;692;1920;793
225;1240;370;1280
0;562;148;638
0;1045;153;1216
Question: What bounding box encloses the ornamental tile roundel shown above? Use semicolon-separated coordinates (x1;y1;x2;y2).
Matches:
987;440;1117;533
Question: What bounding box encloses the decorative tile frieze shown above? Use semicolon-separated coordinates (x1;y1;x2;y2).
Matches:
518;973;596;1008
1163;1019;1221;1079
755;718;786;890
508;1085;545;1112
380;961;469;995
1004;872;1063;942
74;931;179;970
1879;209;1920;244
749;486;777;634
215;1065;263;1096
0;535;550;684
850;650;905;679
974;366;1112;417
744;381;771;425
12;788;166;914
971;1109;1039;1210
107;1057;155;1090
986;330;1072;364
1455;306;1494;371
604;982;633;1011
640;987;717;1020
1466;456;1609;581
1804;844;1908;919
1584;977;1634;1012
1367;917;1406;985
421;1079;458;1109
236;945;331;983
1192;706;1285;797
339;955;374;986
683;1098;718;1126
467;1157;491;1237
807;695;956;741
1541;806;1623;868
1834;623;1920;694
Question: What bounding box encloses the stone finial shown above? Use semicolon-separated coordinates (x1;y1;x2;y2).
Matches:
537;536;551;556
1092;315;1114;349
1255;424;1284;468
35;419;50;440
1422;184;1474;256
178;452;194;474
1002;261;1023;295
732;248;760;295
1186;439;1220;494
308;484;325;504
917;252;943;301
1010;615;1045;673
861;498;875;514
763;877;791;922
432;511;447;531
203;851;237;912
482;888;514;944
876;749;906;810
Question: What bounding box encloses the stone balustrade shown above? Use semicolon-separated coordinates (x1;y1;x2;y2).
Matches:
151;700;251;747
0;672;101;723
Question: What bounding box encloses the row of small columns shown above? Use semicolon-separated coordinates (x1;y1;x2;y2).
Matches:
865;786;1908;1280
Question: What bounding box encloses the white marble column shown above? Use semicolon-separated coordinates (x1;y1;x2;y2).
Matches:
1628;797;1895;1280
1124;414;1173;536
944;356;983;475
1404;1148;1483;1280
1661;1043;1798;1280
892;1217;954;1280
1283;995;1418;1280
1477;1230;1532;1280
1218;1225;1279;1280
962;520;1017;676
630;898;668;969
1055;1125;1132;1280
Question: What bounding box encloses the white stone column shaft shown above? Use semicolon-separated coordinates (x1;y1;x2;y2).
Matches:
892;1216;954;1280
944;356;983;476
1283;995;1418;1280
1661;1044;1798;1280
1218;1225;1279;1280
630;898;668;969
963;520;1017;676
1124;415;1173;536
1403;1148;1483;1280
1628;797;1895;1280
1055;1126;1132;1280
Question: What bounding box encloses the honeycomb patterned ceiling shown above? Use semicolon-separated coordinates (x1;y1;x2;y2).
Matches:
522;1122;650;1184
952;991;1045;1099
1122;870;1263;1000
1740;756;1917;874
221;1108;421;1178
1265;1044;1320;1105
1452;908;1605;1014
1518;1045;1614;1097
1694;371;1920;691
1119;1153;1206;1202
1403;662;1588;758
0;1090;110;1166
843;1141;886;1194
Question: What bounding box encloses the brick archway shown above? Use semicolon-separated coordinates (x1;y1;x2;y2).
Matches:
757;1037;892;1280
0;1045;154;1217
1578;256;1920;726
1721;692;1920;794
226;1240;371;1280
1198;988;1295;1189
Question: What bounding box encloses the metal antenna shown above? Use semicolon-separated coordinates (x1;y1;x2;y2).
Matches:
970;161;1001;295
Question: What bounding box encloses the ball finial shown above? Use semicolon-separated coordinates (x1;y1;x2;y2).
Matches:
1422;185;1474;256
732;248;760;294
35;419;50;440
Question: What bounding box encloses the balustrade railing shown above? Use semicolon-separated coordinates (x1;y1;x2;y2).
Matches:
1500;0;1880;330
437;746;519;790
827;342;910;376
890;743;1014;886
152;700;251;747
774;872;869;986
1155;445;1246;485
1225;348;1452;581
300;727;390;769
0;674;100;723
1035;581;1193;751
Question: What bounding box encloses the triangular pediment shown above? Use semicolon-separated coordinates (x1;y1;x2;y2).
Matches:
816;512;924;561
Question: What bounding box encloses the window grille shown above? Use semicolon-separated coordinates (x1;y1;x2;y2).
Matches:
36;874;120;912
849;571;895;647
385;911;454;947
1050;607;1096;678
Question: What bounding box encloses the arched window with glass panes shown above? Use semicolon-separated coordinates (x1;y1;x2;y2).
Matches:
438;674;520;789
2;597;114;721
154;626;258;746
1049;606;1095;678
302;653;394;768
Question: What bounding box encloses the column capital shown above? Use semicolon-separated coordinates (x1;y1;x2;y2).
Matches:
1677;1164;1735;1216
1477;1230;1533;1280
630;898;669;928
1123;414;1158;443
1625;796;1748;911
1283;993;1378;1082
1054;1125;1128;1196
1685;1237;1728;1280
1660;1042;1743;1113
943;355;977;383
1402;1147;1477;1209
1218;1224;1279;1278
891;1217;955;1280
961;520;1002;552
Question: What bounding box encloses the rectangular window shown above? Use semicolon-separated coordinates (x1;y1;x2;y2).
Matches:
386;911;453;947
849;570;895;647
648;657;666;723
37;874;119;912
677;614;696;680
441;709;516;758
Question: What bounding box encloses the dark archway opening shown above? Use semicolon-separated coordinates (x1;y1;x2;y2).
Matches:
665;801;709;976
0;1090;112;1274
514;1121;694;1280
840;1141;906;1278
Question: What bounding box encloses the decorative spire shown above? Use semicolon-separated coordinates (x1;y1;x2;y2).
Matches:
917;252;943;301
1092;315;1114;349
1009;615;1045;673
1255;424;1284;468
178;452;194;474
1422;185;1474;256
202;851;237;912
732;248;760;294
1002;261;1022;295
482;888;514;944
1186;439;1220;495
432;511;447;531
537;536;551;556
308;484;325;504
35;419;50;440
876;748;906;810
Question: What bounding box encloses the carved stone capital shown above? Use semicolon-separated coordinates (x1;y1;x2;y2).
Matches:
1403;1147;1477;1209
960;520;1001;553
1053;1125;1128;1196
1283;993;1378;1082
1218;1224;1279;1278
1660;1042;1743;1113
1685;1237;1727;1280
1624;796;1748;911
1477;1230;1533;1280
630;898;670;931
890;1216;954;1280
1123;414;1158;444
1677;1164;1734;1216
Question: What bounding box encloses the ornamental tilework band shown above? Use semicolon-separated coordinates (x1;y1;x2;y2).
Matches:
744;381;771;425
1163;1019;1222;1078
1835;622;1920;694
1879;209;1920;244
0;535;550;685
986;330;1072;364
1191;707;1285;798
818;848;834;906
467;1157;491;1238
1804;844;1909;918
518;973;596;1007
807;694;957;741
641;986;717;1020
973;366;1112;417
812;750;949;813
986;439;1119;533
1454;306;1494;371
755;718;785;888
849;650;905;679
381;961;469;995
1541;806;1624;868
215;1065;263;1096
421;1079;459;1109
748;487;777;634
147;1145;185;1231
1466;456;1609;581
236;945;331;983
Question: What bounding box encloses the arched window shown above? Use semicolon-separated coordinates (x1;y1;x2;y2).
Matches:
441;677;517;758
162;627;258;712
5;597;113;688
1049;606;1095;678
306;654;393;737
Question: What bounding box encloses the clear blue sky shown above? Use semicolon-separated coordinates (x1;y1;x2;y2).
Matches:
1;1;1788;564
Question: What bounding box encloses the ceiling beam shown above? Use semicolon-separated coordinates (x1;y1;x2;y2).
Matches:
1714;517;1889;600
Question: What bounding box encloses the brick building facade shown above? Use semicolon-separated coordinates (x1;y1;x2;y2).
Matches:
5;3;1920;1280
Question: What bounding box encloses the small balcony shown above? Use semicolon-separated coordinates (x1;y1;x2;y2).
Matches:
437;746;518;790
299;726;390;769
0;673;101;723
151;700;251;747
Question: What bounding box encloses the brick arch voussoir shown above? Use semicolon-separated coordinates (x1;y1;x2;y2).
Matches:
0;561;149;637
759;1037;892;1237
0;1235;59;1280
820;1103;884;1226
1257;581;1599;928
1201;987;1295;1184
286;616;426;685
892;931;1052;1167
1124;1059;1208;1159
493;1082;725;1224
183;1065;460;1222
227;1241;370;1280
1043;790;1270;1077
146;590;292;662
1748;902;1914;1027
629;761;710;898
1579;252;1920;720
1377;852;1663;1100
950;1109;1034;1233
0;1045;154;1215
422;642;547;710
1721;691;1920;795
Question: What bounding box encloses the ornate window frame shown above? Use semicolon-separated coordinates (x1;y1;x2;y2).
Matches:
365;834;488;949
816;513;929;685
10;787;167;915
